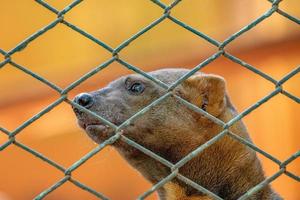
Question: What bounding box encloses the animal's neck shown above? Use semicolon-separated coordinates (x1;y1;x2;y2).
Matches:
160;123;277;199
115;106;279;199
117;132;268;199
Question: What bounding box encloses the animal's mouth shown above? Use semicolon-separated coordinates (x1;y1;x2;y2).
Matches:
77;120;115;141
78;121;109;131
86;124;111;134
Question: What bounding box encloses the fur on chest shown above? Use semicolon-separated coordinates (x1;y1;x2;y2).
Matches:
163;182;213;200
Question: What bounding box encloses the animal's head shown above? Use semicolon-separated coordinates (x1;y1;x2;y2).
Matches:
73;69;226;156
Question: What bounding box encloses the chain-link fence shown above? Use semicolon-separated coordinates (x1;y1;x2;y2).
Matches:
0;0;299;199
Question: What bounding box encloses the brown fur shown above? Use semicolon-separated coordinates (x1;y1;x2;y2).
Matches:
73;68;282;200
164;182;212;200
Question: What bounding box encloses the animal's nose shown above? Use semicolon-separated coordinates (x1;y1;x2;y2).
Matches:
74;93;94;109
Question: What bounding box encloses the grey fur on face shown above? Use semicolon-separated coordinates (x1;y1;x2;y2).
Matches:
73;68;193;145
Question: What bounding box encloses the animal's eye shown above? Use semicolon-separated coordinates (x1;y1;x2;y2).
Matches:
128;82;145;94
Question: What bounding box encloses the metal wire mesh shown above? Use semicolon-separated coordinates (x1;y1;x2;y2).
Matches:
0;0;299;199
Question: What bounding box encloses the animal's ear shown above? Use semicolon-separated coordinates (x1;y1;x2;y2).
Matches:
178;74;226;117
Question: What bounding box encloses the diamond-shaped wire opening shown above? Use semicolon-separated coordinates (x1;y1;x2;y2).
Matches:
118;20;218;69
71;146;155;200
0;1;56;50
0;64;61;129
0;143;64;199
64;0;164;47
11;23;112;88
170;0;273;42
226;11;300;48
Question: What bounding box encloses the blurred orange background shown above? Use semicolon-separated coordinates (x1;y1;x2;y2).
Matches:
0;0;299;200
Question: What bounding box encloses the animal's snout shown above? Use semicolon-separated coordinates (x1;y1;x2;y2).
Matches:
74;93;94;109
